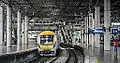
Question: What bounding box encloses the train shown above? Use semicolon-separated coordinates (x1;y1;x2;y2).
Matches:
36;30;59;56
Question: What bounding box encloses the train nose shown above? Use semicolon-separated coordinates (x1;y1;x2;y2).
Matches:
40;45;53;50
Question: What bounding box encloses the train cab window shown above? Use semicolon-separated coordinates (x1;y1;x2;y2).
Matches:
40;35;46;44
48;35;54;42
40;35;45;38
40;35;54;45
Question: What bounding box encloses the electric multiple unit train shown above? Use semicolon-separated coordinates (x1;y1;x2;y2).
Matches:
36;30;59;56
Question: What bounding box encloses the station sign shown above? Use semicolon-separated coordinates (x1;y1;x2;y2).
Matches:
74;31;81;39
111;28;118;34
88;28;104;34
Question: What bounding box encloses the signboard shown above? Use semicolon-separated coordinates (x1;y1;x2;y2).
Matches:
74;31;81;39
111;28;118;34
88;28;104;34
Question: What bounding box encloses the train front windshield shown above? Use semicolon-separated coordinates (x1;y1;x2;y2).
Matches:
40;35;54;45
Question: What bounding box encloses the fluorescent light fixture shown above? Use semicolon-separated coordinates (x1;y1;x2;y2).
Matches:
111;22;120;25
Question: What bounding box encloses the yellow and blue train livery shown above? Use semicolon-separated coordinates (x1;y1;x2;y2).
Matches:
36;31;58;56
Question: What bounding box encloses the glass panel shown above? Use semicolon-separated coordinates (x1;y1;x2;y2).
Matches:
40;35;54;45
48;35;54;42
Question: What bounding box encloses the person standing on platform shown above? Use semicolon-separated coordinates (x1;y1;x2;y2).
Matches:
113;39;118;52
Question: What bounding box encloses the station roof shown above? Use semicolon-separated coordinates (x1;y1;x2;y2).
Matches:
0;0;120;22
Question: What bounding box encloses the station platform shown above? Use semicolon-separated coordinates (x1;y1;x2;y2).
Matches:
85;46;120;63
0;43;120;63
0;45;36;55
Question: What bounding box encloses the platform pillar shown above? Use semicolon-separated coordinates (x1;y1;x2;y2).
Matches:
92;14;95;47
25;16;28;45
17;10;21;51
0;6;3;46
81;30;84;46
7;5;12;47
86;17;89;48
95;6;100;47
89;13;94;46
84;17;87;47
22;19;25;48
84;17;86;44
104;0;111;50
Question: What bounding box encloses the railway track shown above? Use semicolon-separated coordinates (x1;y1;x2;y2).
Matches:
46;47;84;63
66;48;77;63
66;47;84;63
74;48;84;63
27;49;62;63
27;45;84;63
44;49;63;63
28;56;52;63
46;48;69;63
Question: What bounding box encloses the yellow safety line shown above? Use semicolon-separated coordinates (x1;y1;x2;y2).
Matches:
96;58;98;63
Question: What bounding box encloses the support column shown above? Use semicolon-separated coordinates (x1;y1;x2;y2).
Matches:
25;16;28;45
95;6;100;47
81;30;84;46
89;13;94;46
22;19;25;49
83;29;86;47
92;15;95;47
7;5;12;47
0;6;3;45
86;17;89;48
104;0;111;50
17;10;21;51
84;17;87;47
